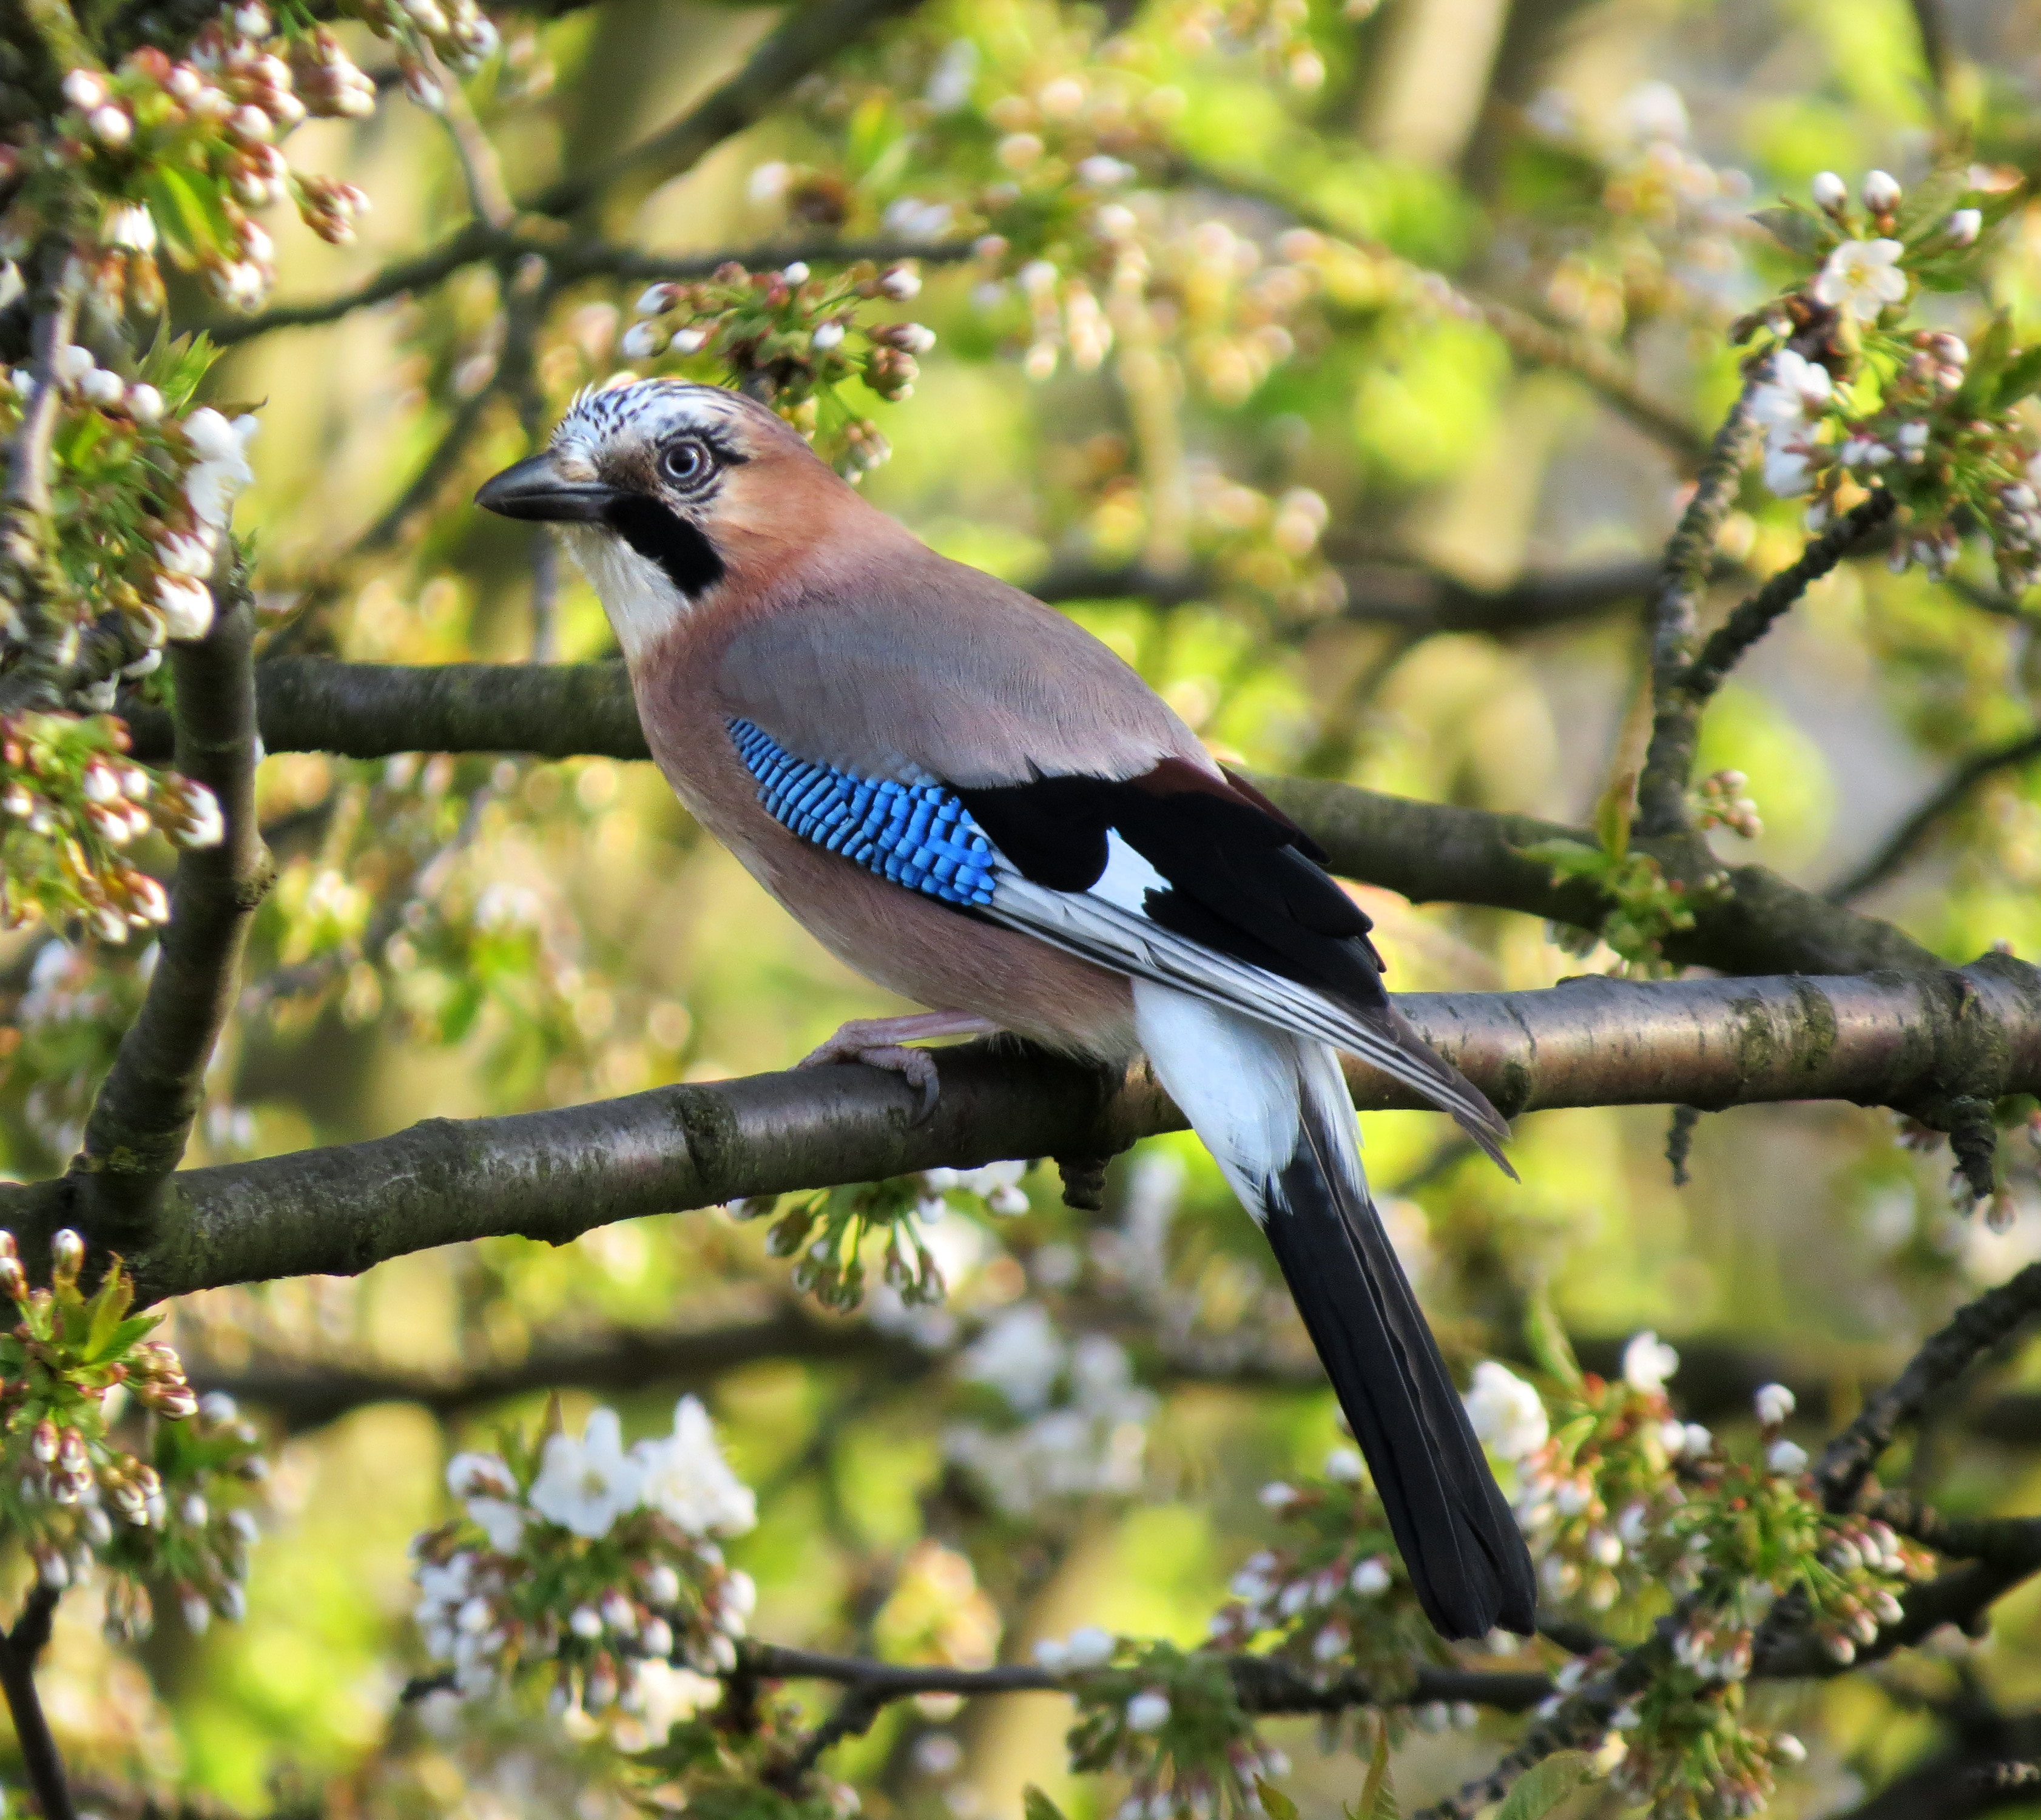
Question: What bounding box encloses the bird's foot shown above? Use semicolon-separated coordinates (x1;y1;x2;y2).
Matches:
797;1013;1000;1124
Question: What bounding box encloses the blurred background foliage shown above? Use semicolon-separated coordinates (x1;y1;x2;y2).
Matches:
14;0;2041;1814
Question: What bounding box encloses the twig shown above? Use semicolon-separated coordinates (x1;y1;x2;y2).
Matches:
527;0;933;219
1911;0;1956;113
207;232;976;347
1179;160;1707;468
1817;1263;2041;1512
1682;492;1897;703
72;557;272;1241
1633;378;1763;837
0;1584;75;1820
0;240;85;714
1828;727;2041;904
427;47;516;229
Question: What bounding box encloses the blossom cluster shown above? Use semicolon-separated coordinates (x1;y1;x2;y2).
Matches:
625;260;928;474
735;1160;1033;1313
1690;770;1763;841
1467;1333;1937;1820
945;1304;1155;1514
413;1397;758;1719
7;1;493;315
0;712;221;940
1514;81;1755;339
1063;1640;1282;1820
1742;167;2041;593
1206;1452;1445;1694
0;1230;265;1642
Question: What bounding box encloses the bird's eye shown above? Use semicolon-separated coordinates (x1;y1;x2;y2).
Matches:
660;437;713;487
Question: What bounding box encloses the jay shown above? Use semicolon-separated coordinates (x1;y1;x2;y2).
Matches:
477;379;1536;1641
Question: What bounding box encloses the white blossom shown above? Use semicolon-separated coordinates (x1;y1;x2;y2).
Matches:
155;573;215;642
1063;1625;1115;1668
632;1395;757;1536
1323;1446;1363;1483
529;1407;643;1538
1754;1383;1796;1425
1125;1690;1170;1731
959;1304;1064;1413
1349;1557;1391;1596
619;322;661;360
1812;171;1847;211
1812;238;1907;319
1463;1360;1548;1460
1623;1330;1680;1392
812;321;846;352
466;1496;526;1552
1861;169;1901;213
1948;207;1982;247
125;383;163;423
1766;1438;1809;1475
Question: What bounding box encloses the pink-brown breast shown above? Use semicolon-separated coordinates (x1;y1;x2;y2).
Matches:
626;612;1138;1062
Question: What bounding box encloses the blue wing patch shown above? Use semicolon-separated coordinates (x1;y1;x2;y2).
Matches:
728;718;1000;906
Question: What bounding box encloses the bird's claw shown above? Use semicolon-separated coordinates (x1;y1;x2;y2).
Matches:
797;1035;942;1124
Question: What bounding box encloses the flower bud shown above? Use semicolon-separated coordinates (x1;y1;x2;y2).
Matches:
51;1228;84;1282
1862;169;1901;213
1811;171;1847;212
1948;207;1982;247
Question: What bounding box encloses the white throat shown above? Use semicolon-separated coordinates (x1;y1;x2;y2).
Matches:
557;524;693;664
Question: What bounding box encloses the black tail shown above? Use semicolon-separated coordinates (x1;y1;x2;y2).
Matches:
1259;1099;1537;1641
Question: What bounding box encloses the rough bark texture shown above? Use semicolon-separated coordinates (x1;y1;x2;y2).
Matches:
10;959;2037;1304
73;571;272;1237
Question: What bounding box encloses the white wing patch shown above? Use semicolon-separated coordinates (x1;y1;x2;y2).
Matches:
982;834;1506;1149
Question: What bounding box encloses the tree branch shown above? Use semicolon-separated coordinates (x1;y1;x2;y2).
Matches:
0;1584;75;1820
1828;727;2041;905
1027;554;1668;636
1635;382;1761;838
207;233;977;347
1682;493;1897;704
5;958;2037;1303
73;562;271;1239
120;658;1946;979
1817;1264;2041;1512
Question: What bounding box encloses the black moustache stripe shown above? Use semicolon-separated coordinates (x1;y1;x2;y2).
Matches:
604;494;726;597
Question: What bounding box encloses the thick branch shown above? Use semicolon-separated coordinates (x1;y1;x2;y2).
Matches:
121;658;1945;978
1028;554;1665;636
1829;727;2041;905
74;565;271;1236
7;959;2039;1303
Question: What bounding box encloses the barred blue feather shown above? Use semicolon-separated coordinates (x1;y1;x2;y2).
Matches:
727;718;1000;906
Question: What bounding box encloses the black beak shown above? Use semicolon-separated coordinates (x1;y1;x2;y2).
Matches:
474;452;618;522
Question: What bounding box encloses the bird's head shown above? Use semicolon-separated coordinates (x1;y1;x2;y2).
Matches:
474;380;849;661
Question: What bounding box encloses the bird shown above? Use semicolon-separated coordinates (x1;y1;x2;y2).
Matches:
476;378;1537;1640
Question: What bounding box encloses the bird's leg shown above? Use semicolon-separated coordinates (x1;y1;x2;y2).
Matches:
797;1012;1002;1123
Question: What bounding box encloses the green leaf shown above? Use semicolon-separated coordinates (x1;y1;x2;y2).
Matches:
1023;1787;1068;1820
1494;1751;1597;1820
1995;344;2041;408
1256;1780;1300;1820
1515;837;1611;880
1893;165;1971;241
1350;1717;1398;1820
1593;770;1636;863
1523;1283;1583;1391
1749;204;1830;259
90;1313;160;1364
1955;313;2016;413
